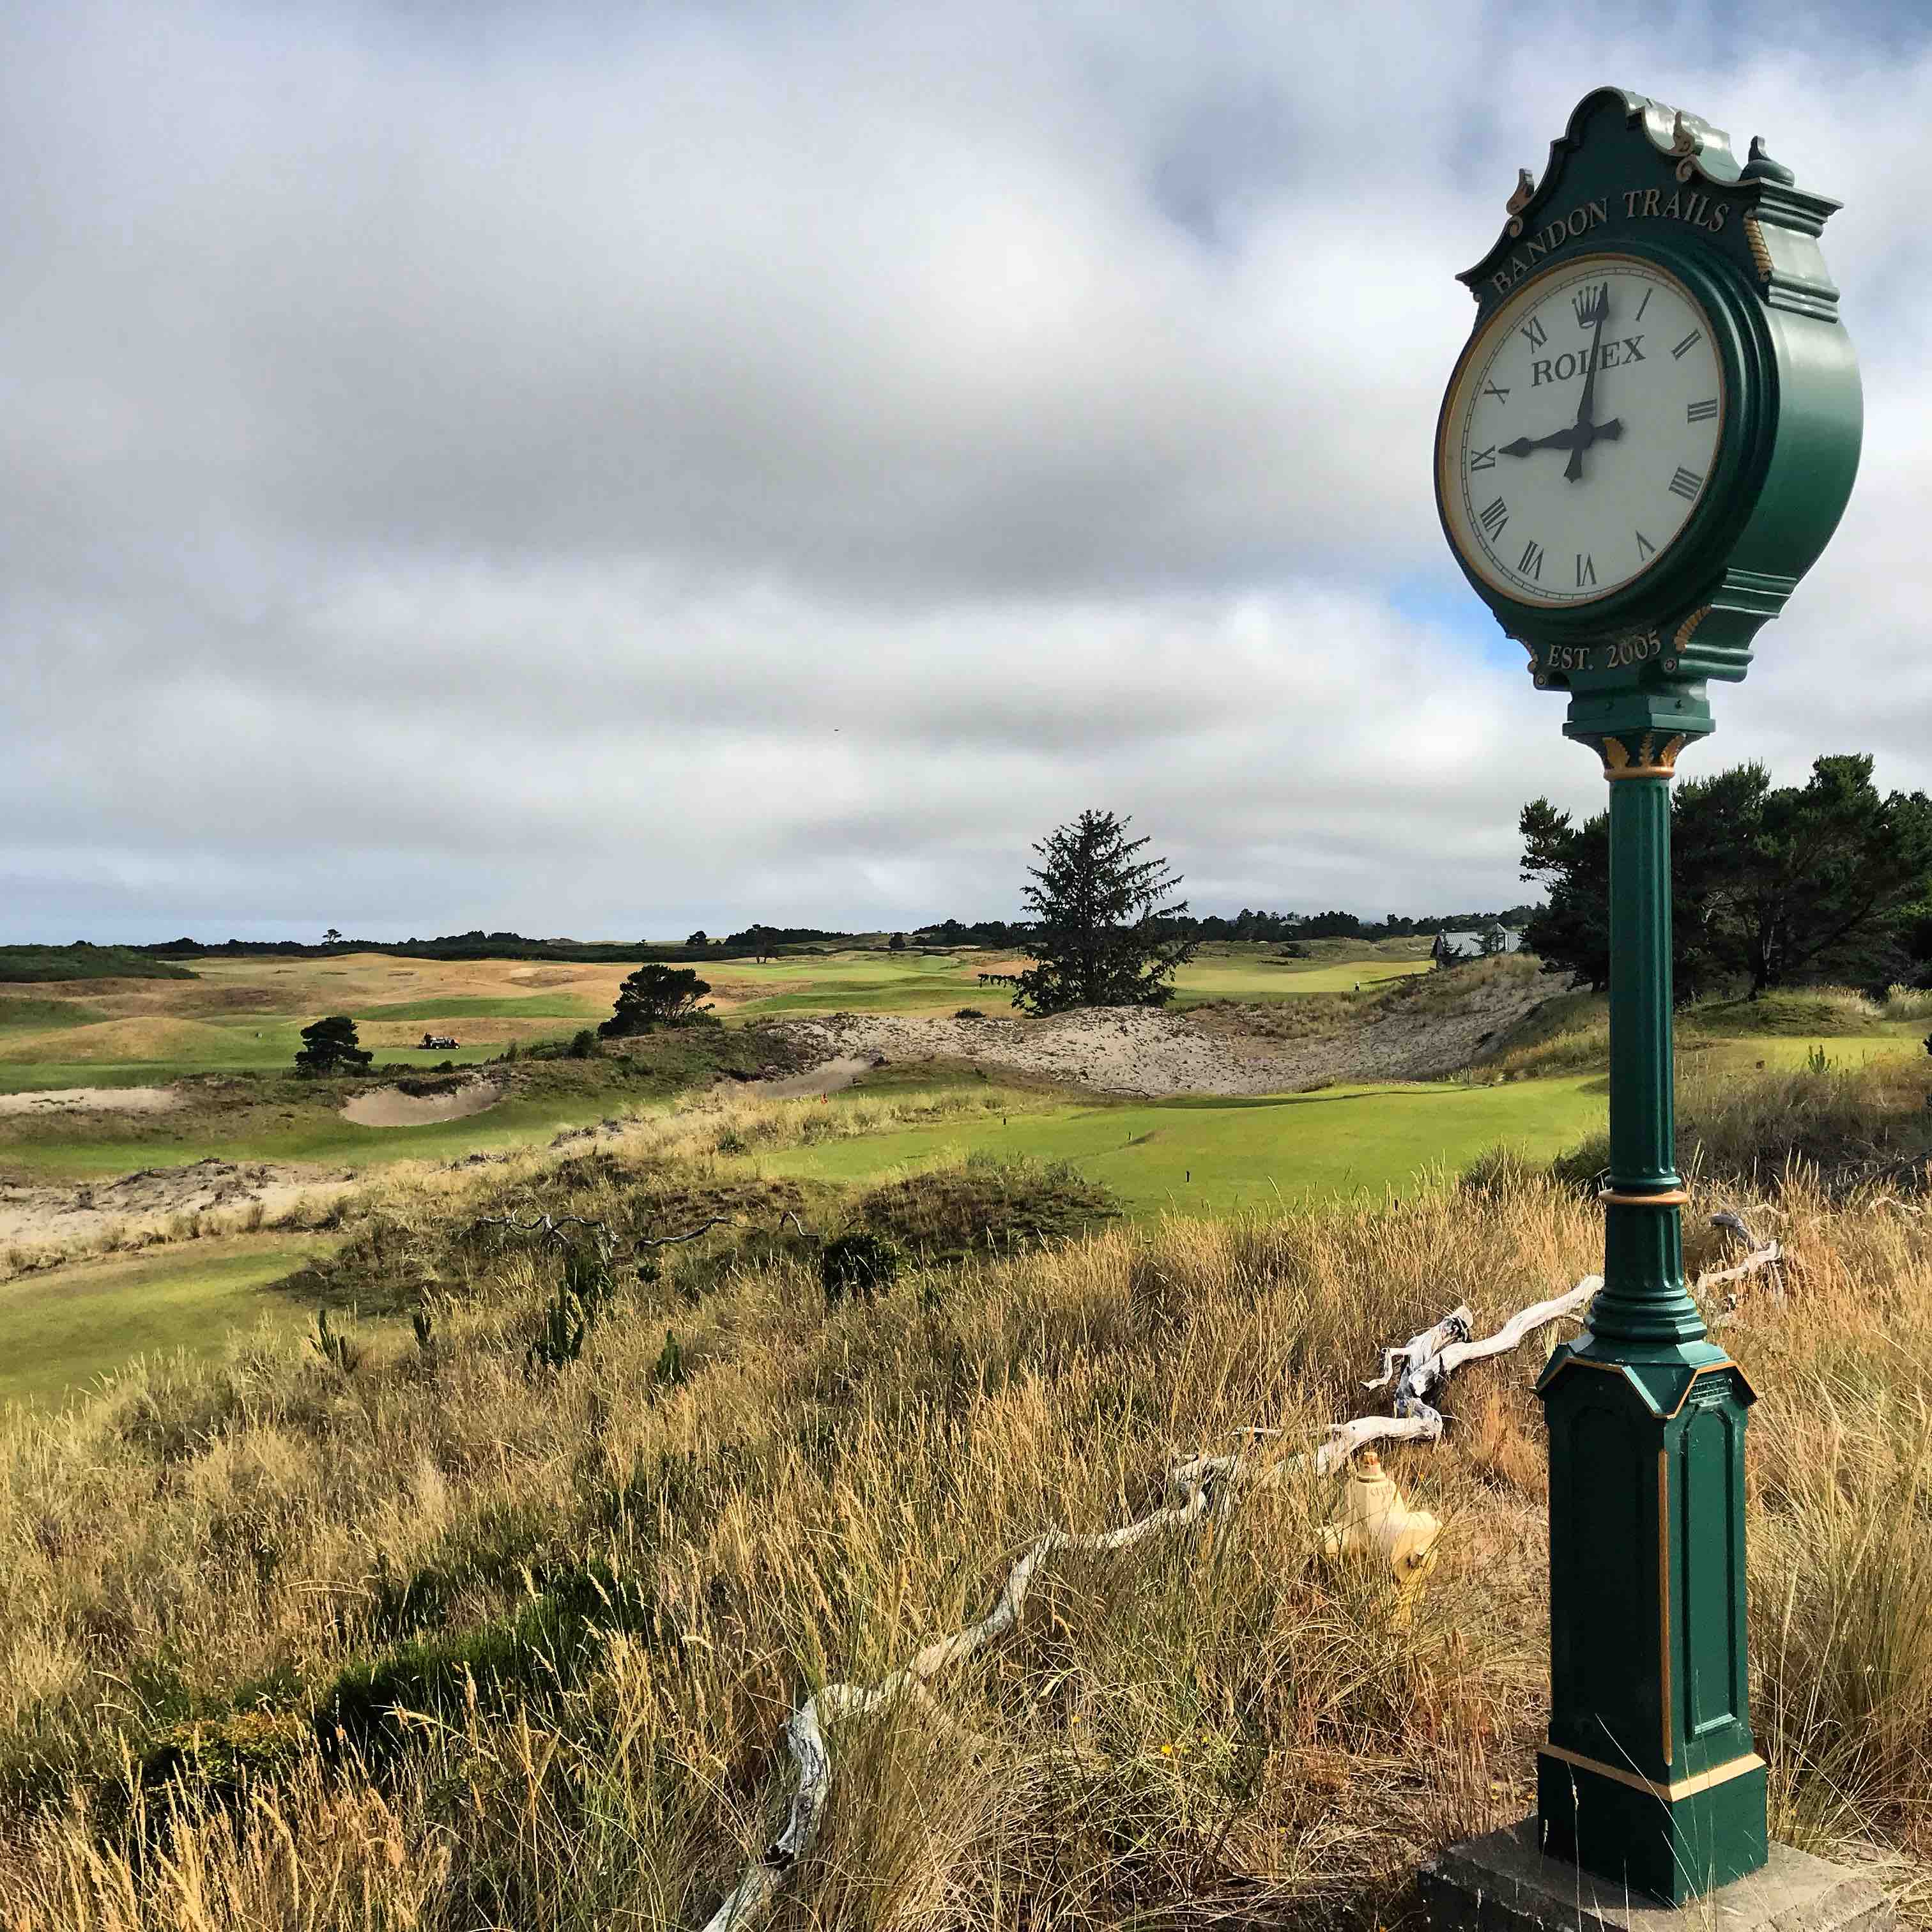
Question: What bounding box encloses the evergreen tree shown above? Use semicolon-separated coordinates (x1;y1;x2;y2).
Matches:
293;1015;372;1075
1011;809;1198;1013
600;963;712;1036
1521;755;1932;996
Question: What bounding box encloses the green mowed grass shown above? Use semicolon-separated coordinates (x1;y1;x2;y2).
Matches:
356;995;607;1022
0;1234;339;1411
1171;958;1432;1000
712;951;1002;1017
0;1034;525;1087
710;947;1437;1018
0;1090;661;1181
762;1073;1606;1217
1698;1031;1924;1070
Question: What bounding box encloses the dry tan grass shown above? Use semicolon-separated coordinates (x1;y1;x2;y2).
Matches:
0;1131;1928;1928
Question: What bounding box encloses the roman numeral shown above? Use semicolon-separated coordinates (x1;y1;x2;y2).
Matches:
1522;315;1548;351
1470;445;1496;471
1668;464;1703;500
1687;397;1719;423
1575;552;1596;588
1482;381;1510;404
1671;328;1702;360
1519;539;1544;581
1634;286;1653;323
1478;496;1508;539
1636;530;1656;559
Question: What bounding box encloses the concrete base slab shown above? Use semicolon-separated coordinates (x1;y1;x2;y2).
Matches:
1420;1821;1892;1932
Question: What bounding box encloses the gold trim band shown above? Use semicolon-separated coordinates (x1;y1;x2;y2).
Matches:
1657;1450;1673;1765
1600;1188;1690;1208
1604;765;1678;781
1540;1742;1764;1803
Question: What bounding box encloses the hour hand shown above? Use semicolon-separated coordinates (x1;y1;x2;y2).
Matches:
1500;427;1582;458
1499;418;1622;459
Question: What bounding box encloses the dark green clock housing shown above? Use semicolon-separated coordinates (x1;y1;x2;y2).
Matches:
1434;87;1861;696
1434;91;1862;1908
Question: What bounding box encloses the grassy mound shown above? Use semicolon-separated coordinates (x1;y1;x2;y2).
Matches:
1690;989;1892;1036
1552;1048;1932;1196
0;999;112;1034
2;1098;1929;1922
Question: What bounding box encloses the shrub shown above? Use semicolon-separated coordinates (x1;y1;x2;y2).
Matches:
819;1230;901;1304
567;1028;600;1059
954;1007;985;1020
525;1245;620;1373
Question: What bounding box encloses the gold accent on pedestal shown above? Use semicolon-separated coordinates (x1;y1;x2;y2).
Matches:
1538;1741;1765;1804
1742;211;1774;282
1598;733;1687;780
1659;1449;1673;1763
1600;1186;1691;1206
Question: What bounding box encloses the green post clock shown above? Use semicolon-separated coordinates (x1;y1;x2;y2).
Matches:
1434;90;1861;1903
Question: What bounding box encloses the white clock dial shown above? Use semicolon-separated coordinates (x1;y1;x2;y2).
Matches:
1437;256;1724;606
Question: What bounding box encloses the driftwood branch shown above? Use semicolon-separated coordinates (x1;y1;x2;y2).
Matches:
1697;1211;1787;1324
695;1276;1595;1932
638;1216;737;1249
473;1209;797;1257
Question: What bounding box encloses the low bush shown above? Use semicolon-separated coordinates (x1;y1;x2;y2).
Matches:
819;1229;901;1303
854;1154;1121;1263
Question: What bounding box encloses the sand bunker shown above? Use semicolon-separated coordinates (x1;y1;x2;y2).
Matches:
341;1080;503;1128
0;1085;180;1117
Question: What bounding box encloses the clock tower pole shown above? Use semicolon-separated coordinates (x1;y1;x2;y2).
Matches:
1535;686;1771;1902
1426;89;1873;1924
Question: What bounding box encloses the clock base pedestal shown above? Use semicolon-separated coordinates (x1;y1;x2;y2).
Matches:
1420;1821;1892;1932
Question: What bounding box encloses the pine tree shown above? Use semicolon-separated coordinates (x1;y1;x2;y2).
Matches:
1011;809;1197;1014
600;964;712;1036
293;1015;372;1076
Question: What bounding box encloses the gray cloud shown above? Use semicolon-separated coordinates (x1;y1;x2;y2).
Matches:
2;2;1928;941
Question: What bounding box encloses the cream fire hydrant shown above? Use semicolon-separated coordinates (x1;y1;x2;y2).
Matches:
1317;1448;1441;1625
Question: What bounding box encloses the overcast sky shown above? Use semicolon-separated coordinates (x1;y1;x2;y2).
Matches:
5;2;1929;942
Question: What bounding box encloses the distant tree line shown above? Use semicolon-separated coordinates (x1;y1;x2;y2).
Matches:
906;907;1534;947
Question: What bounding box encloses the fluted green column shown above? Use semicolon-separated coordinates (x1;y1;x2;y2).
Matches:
1534;691;1767;1903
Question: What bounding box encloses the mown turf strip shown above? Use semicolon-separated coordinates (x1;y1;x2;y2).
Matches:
0;1234;340;1410
762;1075;1607;1216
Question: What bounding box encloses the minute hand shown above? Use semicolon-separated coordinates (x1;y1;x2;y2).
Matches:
1567;282;1611;482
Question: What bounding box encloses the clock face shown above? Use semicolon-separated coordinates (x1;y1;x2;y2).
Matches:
1438;256;1726;608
